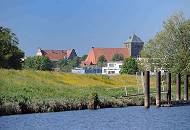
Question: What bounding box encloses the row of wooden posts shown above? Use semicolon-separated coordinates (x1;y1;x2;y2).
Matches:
144;71;189;108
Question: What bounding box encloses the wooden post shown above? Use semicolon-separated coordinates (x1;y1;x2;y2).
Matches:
125;87;128;96
184;74;188;101
167;72;171;104
144;71;150;108
176;73;181;101
156;71;161;107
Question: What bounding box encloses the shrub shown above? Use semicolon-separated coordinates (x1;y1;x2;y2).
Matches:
23;56;53;71
120;57;138;74
97;55;107;67
58;57;80;72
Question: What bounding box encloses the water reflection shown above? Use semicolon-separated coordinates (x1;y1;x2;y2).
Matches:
1;106;190;130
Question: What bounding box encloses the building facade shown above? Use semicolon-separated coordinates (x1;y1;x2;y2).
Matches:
71;67;102;74
102;62;123;75
84;34;144;66
36;48;77;71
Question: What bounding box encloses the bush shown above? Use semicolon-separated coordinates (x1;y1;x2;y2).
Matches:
120;57;138;74
23;56;53;71
58;57;80;72
81;55;88;61
97;55;107;67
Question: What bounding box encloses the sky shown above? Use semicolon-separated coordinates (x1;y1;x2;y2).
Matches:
0;0;190;57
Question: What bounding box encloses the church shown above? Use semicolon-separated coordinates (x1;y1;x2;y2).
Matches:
84;34;144;66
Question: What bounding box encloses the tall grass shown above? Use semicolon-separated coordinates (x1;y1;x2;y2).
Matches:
0;69;151;103
4;69;186;115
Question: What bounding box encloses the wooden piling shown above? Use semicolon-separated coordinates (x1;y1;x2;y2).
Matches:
156;71;161;107
144;71;150;108
167;72;171;104
176;73;181;101
184;74;188;101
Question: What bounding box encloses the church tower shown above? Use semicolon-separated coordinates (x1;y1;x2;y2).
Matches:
124;34;144;58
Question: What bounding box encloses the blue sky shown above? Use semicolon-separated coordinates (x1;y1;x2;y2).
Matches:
0;0;190;56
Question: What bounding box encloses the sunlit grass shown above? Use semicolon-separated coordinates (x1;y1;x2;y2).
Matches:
0;69;157;104
1;69;190;116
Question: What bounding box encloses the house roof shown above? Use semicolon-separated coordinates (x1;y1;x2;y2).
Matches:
67;49;73;58
84;48;130;65
41;49;71;60
126;34;143;43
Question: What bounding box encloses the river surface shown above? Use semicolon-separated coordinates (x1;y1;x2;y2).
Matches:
1;106;190;130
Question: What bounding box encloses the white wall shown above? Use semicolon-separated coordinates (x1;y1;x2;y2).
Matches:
36;49;43;56
102;62;123;75
71;68;85;74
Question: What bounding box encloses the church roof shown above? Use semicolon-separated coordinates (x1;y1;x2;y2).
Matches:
126;34;143;43
84;48;130;65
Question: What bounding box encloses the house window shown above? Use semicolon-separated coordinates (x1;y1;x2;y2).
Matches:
104;69;106;73
109;64;114;67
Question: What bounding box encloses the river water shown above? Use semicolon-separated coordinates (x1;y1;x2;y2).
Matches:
0;106;190;130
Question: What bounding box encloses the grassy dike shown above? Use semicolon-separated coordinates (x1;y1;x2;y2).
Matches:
0;69;158;115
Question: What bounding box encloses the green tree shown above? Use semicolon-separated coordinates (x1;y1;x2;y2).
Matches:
141;12;190;74
58;59;68;68
112;53;124;61
59;64;73;72
81;54;88;61
97;55;107;67
58;57;80;72
0;26;24;69
120;57;138;74
68;57;80;68
23;56;53;71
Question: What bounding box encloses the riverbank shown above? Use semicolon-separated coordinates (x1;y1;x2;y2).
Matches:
0;96;151;116
1;96;190;116
0;69;155;115
1;69;189;116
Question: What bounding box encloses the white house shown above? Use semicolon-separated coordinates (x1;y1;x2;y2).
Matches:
102;62;123;75
71;67;85;74
71;67;102;74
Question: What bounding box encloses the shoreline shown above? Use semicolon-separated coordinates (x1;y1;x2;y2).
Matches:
1;97;190;116
0;97;146;116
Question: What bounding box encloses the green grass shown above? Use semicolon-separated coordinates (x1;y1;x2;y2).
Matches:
1;69;190;115
0;69;147;104
1;69;188;105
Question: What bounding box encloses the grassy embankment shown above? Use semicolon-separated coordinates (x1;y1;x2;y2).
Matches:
0;69;188;115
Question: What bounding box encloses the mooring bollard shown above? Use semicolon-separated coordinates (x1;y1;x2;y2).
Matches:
176;73;181;101
156;71;161;107
184;74;188;101
144;71;150;108
167;72;171;104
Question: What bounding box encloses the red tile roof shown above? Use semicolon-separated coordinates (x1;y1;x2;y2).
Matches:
41;50;68;60
84;48;130;65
